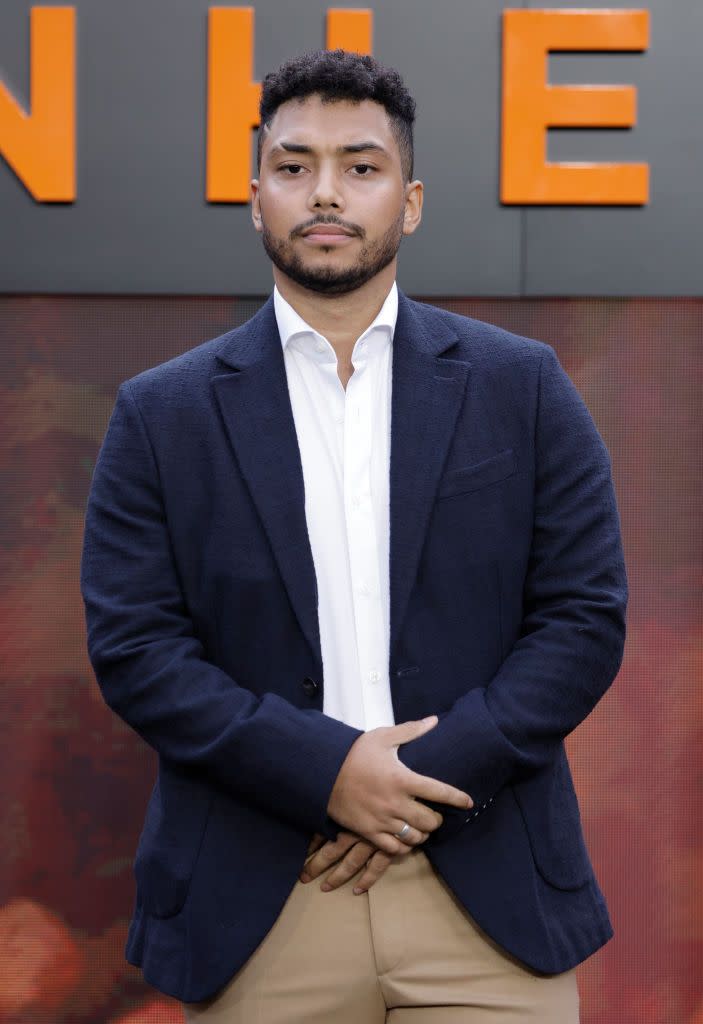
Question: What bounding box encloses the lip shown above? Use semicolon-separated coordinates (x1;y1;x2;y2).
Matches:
302;232;355;245
300;226;357;244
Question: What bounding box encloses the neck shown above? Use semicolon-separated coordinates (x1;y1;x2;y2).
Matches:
273;262;396;359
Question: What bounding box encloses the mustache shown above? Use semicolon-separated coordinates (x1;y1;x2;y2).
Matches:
291;216;364;239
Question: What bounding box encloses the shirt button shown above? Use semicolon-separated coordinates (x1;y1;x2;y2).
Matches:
359;583;370;597
351;495;361;509
368;670;381;683
315;340;325;353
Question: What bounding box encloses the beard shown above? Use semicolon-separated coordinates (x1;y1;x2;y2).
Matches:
260;208;405;296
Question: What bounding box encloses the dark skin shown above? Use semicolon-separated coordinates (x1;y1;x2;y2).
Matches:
250;94;474;895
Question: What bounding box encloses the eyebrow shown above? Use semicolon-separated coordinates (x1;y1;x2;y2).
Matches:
269;141;389;158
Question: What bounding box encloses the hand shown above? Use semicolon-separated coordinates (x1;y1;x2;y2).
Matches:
326;716;473;855
301;830;396;894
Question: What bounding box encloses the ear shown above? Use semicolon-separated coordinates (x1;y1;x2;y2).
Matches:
251;179;263;233
403;179;423;236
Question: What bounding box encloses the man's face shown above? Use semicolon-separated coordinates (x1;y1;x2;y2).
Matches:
251;95;422;296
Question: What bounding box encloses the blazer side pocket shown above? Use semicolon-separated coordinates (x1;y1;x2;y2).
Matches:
437;449;517;500
134;765;214;919
512;749;593;891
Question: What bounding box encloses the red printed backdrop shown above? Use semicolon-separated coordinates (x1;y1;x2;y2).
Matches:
0;296;701;1023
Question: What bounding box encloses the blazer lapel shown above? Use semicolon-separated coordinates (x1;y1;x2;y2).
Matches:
389;293;470;662
211;290;470;674
211;298;322;667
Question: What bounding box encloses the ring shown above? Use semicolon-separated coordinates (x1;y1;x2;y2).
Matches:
394;822;411;840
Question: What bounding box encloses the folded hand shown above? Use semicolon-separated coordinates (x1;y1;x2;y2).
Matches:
326;716;471;856
300;830;404;895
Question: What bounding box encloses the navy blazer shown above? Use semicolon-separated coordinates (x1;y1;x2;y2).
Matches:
80;291;627;1003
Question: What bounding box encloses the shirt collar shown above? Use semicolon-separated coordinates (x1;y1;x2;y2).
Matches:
273;281;398;356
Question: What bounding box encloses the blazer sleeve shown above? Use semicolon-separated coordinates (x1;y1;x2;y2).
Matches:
80;381;361;840
397;345;628;839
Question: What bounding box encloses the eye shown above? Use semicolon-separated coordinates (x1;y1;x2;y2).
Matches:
280;163;304;175
352;164;375;175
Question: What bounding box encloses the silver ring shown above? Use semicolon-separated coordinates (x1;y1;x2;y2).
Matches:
394;822;411;840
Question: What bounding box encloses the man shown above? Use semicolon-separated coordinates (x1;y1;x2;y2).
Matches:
81;49;627;1022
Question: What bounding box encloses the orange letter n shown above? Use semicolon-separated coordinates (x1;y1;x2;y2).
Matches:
501;9;650;205
0;7;76;202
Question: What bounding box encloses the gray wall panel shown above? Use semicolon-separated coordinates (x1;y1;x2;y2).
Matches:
376;0;521;295
0;0;520;295
1;1;700;295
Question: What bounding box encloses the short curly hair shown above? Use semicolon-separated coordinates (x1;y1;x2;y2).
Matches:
257;49;416;181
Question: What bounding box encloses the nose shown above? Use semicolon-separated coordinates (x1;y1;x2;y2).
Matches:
307;164;344;212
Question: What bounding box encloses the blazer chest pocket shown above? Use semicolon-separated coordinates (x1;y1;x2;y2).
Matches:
437;448;517;500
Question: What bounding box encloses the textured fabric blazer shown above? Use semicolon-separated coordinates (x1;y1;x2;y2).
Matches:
80;291;627;1003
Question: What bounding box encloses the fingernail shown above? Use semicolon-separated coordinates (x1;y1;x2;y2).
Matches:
320;883;332;892
299;873;310;883
353;887;365;895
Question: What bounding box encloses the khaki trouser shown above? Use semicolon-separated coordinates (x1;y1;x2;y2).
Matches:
183;848;579;1023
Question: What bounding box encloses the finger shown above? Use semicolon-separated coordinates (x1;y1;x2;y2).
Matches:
385;797;442;835
373;831;403;856
300;833;358;881
320;843;375;892
391;830;430;856
408;772;473;810
305;833;326;859
302;833;357;879
399;802;443;834
389;821;427;848
385;715;438;748
353;851;394;894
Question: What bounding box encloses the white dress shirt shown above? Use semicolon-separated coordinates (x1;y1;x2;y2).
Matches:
273;282;398;732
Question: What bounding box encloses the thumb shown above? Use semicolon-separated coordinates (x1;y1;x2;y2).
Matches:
388;715;438;748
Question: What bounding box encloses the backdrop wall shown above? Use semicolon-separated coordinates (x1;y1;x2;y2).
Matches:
0;293;700;1023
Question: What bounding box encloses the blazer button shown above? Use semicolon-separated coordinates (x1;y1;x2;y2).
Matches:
302;676;319;698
